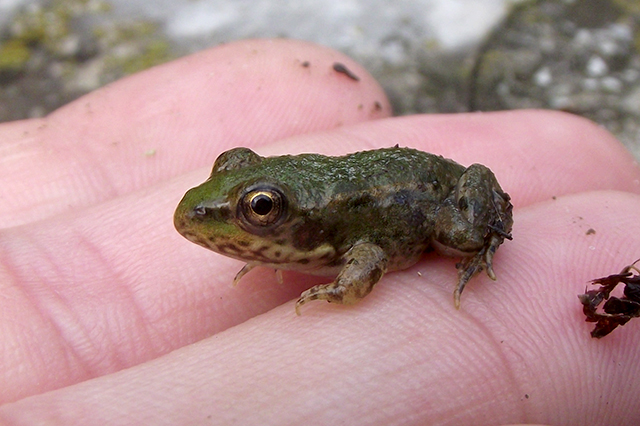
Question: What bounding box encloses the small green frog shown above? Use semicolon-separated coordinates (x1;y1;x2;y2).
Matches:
174;147;513;314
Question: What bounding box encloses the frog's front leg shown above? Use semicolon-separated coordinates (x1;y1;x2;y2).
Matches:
434;164;513;308
295;243;388;315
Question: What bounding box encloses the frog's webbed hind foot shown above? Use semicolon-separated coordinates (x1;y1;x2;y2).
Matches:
295;243;388;315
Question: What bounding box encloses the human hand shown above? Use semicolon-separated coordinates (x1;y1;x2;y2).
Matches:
1;39;639;425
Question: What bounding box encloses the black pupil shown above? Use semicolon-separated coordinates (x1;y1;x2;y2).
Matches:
251;194;273;215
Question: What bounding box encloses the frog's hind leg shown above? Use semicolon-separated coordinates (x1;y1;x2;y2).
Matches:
295;243;388;315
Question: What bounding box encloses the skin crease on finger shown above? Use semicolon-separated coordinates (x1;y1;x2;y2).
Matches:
0;39;390;228
1;192;639;426
0;40;640;422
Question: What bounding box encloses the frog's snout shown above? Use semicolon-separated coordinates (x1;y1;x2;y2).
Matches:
186;200;233;222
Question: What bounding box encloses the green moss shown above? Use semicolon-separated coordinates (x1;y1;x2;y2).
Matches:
610;0;640;52
0;0;176;120
7;0;89;55
0;39;31;70
612;0;640;15
3;0;174;76
94;18;174;76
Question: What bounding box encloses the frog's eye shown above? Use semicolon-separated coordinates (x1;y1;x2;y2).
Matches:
239;187;287;227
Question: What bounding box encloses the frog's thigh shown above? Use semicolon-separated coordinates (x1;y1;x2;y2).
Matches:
295;243;388;315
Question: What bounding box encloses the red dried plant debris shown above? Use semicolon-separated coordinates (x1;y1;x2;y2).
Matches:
578;259;640;338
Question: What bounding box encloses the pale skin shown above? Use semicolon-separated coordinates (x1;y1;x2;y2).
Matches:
1;39;640;426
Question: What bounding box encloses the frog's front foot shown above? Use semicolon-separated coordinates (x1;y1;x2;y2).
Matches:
435;164;513;308
454;188;513;307
295;243;388;315
453;231;501;308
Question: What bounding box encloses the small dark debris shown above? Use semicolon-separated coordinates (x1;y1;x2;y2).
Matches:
578;259;640;338
374;101;382;111
586;228;596;235
332;62;360;81
301;61;310;67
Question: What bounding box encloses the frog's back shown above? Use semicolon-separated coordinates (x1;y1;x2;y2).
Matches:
261;147;466;210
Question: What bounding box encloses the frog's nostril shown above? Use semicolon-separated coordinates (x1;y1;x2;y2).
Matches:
191;205;207;218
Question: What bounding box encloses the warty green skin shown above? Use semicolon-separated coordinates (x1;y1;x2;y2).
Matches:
174;147;513;314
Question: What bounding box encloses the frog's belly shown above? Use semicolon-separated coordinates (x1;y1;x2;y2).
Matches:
267;261;344;276
263;249;424;276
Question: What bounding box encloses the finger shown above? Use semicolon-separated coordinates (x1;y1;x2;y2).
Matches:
2;110;639;404
0;39;389;228
2;191;638;425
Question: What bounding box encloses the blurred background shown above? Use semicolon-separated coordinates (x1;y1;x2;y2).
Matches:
0;0;639;158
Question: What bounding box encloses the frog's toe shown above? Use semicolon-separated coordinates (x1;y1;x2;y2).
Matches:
454;256;484;309
484;232;507;279
295;282;354;315
233;263;256;286
486;263;496;281
482;247;497;280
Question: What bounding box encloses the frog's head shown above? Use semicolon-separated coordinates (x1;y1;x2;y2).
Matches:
174;148;323;266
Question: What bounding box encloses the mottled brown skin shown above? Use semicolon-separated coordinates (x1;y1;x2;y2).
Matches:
174;147;513;314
